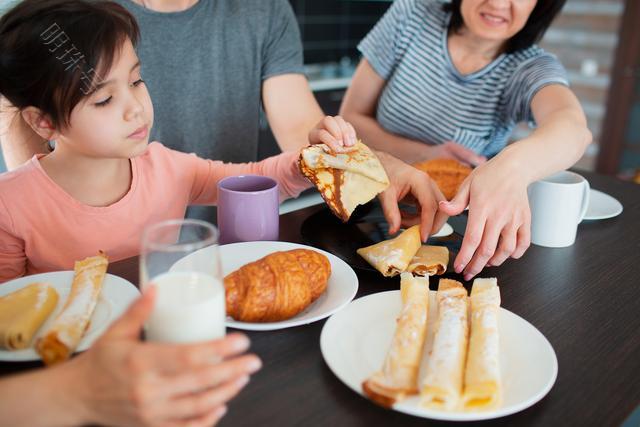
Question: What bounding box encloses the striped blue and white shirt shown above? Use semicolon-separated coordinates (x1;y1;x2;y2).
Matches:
358;0;569;157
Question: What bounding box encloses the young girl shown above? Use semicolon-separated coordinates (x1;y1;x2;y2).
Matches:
0;0;445;283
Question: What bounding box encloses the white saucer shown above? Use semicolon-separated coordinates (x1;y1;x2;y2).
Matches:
584;189;623;220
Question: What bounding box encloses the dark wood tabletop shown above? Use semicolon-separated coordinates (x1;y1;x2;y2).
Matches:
3;171;639;426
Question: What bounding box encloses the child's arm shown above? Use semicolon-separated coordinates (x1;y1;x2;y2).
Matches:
0;202;27;282
188;150;311;206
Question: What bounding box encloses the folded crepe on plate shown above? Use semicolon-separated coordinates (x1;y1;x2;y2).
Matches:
407;245;449;276
420;279;469;411
462;278;502;411
36;252;108;365
413;159;471;200
299;141;390;222
363;273;429;407
357;225;421;277
0;283;59;350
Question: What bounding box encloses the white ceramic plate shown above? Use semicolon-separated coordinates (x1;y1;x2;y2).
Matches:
174;241;358;331
0;272;140;362
584;189;623;220
431;222;454;238
321;290;558;421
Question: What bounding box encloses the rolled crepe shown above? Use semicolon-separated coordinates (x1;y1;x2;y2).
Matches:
0;283;58;350
299;141;390;222
36;252;108;365
420;279;469;411
462;278;502;411
407;245;449;276
357;225;421;277
363;273;429;407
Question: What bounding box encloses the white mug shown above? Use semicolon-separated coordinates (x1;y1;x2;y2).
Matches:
527;171;590;248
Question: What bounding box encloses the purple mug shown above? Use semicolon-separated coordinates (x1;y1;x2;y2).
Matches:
217;175;279;244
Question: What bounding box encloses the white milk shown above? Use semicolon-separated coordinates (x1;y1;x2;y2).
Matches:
145;271;226;343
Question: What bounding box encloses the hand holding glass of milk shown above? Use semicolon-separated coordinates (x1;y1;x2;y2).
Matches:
140;219;225;343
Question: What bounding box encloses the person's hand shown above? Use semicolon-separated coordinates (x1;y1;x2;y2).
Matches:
428;141;487;167
65;287;261;427
438;156;531;280
308;115;357;153
376;151;448;241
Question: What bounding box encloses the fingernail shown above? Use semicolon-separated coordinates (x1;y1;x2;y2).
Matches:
231;334;250;352
235;375;250;388
248;357;262;372
217;406;228;417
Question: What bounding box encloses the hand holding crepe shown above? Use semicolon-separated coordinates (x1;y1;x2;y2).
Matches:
36;252;108;365
299;141;390;222
0;283;58;350
357;226;422;277
363;273;429;407
224;249;331;322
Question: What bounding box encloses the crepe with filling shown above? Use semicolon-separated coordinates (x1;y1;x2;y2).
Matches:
363;273;429;407
420;279;469;411
462;278;502;411
36;252;108;365
357;225;421;277
299;141;389;222
0;283;58;350
407;245;449;276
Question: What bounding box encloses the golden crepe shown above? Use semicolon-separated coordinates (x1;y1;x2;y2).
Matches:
299;141;390;222
462;278;502;411
413;159;471;200
407;245;449;276
36;252;108;365
420;279;469;411
363;273;429;407
0;283;58;350
357;225;421;277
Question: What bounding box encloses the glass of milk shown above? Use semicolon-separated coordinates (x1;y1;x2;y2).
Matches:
140;219;225;343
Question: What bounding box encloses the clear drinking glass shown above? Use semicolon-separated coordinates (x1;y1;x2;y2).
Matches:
140;219;225;343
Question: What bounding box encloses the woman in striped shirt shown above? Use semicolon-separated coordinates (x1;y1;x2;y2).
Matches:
341;0;591;280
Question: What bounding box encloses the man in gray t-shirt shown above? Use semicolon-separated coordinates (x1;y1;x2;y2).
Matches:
114;0;304;163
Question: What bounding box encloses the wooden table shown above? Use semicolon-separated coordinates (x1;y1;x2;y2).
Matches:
3;171;640;426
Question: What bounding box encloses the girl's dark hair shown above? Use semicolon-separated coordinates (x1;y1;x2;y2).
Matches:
0;0;139;129
442;0;566;54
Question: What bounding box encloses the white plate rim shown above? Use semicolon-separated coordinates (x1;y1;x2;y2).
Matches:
584;189;623;220
0;271;140;362
320;290;558;422
221;241;359;331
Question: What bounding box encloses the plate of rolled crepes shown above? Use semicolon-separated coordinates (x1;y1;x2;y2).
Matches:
321;275;558;421
173;241;359;331
0;253;139;363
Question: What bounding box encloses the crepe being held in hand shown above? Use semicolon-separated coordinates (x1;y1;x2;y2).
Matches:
299;141;390;222
407;245;449;276
357;225;422;277
0;283;59;350
36;252;108;366
462;278;502;411
363;273;429;407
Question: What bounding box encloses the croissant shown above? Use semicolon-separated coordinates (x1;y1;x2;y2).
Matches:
224;249;331;322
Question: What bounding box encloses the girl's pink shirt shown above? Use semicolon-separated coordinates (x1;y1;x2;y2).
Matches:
0;142;310;282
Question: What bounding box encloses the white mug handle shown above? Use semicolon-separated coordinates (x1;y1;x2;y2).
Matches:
578;178;590;223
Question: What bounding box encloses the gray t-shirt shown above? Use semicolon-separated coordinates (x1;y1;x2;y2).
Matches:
113;0;304;163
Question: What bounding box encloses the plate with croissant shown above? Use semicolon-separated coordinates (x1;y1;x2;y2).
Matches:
218;241;358;331
321;275;557;421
